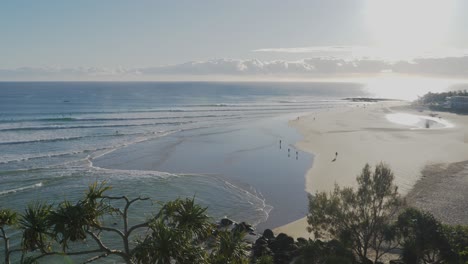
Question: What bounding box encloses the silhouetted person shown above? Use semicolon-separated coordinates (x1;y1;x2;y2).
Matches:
332;152;338;162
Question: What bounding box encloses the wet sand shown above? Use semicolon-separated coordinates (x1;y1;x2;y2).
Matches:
275;102;468;239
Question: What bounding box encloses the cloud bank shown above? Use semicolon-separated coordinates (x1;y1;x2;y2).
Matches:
1;56;468;81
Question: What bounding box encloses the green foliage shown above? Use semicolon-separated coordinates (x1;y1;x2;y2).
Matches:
0;209;18;227
0;208;19;264
48;200;90;250
82;180;114;226
132;218;208;264
131;198;214;264
307;163;403;263
158;197;213;240
443;225;468;264
210;229;250;264
1;182;255;264
296;239;356;264
255;254;274;264
19;203;53;252
395;208;457;264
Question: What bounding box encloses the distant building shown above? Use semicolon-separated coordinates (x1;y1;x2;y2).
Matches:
447;96;468;110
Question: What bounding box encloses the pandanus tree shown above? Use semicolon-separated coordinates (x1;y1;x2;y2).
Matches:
0;208;18;264
0;181;250;264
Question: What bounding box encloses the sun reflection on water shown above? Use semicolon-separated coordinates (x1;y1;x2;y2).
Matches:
363;76;457;101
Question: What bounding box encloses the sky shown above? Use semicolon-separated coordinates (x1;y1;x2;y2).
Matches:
1;0;468;81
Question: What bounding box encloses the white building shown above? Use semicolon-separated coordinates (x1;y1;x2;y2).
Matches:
448;96;468;110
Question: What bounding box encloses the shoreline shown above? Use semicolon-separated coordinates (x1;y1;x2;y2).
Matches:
94;113;312;230
274;101;468;238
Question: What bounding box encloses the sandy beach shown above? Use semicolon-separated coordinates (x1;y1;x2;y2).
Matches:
275;101;468;239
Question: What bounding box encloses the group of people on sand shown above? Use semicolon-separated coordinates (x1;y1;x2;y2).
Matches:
280;139;338;162
279;140;299;160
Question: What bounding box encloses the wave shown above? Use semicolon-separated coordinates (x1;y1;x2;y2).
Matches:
0;121;194;132
0;149;102;164
0;102;338;121
0;129;178;165
89;165;180;179
0;114;237;124
223;180;272;226
0;182;43;196
0;126;183;146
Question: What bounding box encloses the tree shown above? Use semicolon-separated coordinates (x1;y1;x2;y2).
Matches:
131;198;214;264
0;208;18;264
209;229;250;264
295;239;356;264
0;181;248;264
307;163;404;263
396;208;456;264
444;225;468;264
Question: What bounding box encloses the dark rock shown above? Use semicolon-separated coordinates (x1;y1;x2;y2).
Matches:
262;229;275;240
233;221;254;233
389;260;405;264
220;218;234;227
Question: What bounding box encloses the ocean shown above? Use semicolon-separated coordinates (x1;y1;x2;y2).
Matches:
0;82;366;248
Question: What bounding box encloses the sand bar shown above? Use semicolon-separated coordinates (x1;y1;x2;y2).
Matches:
274;102;468;238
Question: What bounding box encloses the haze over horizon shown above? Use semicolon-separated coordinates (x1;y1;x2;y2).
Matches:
1;0;468;89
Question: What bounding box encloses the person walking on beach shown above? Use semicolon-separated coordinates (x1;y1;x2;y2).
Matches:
332;151;338;162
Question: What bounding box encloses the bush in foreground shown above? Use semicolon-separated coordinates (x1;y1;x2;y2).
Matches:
0;182;250;264
307;163;404;263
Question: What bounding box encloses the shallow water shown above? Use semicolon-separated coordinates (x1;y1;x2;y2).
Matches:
0;82;365;254
95;113;314;230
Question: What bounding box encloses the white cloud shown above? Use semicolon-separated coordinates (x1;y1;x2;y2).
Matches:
1;56;468;80
252;46;356;54
253;45;468;61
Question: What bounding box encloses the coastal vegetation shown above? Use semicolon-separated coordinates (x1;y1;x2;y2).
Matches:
307;163;403;263
1;164;468;263
0;182;251;264
416;90;468;106
415;90;468;113
307;163;468;264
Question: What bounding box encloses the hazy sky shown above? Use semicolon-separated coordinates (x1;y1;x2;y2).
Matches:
1;0;468;80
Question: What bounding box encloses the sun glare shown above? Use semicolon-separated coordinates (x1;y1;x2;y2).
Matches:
365;0;455;60
363;76;456;101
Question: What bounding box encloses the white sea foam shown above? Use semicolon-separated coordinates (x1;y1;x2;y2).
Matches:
386;113;454;129
223;180;273;226
0;182;43;196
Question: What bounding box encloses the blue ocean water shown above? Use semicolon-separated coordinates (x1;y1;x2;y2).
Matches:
0;82;366;244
